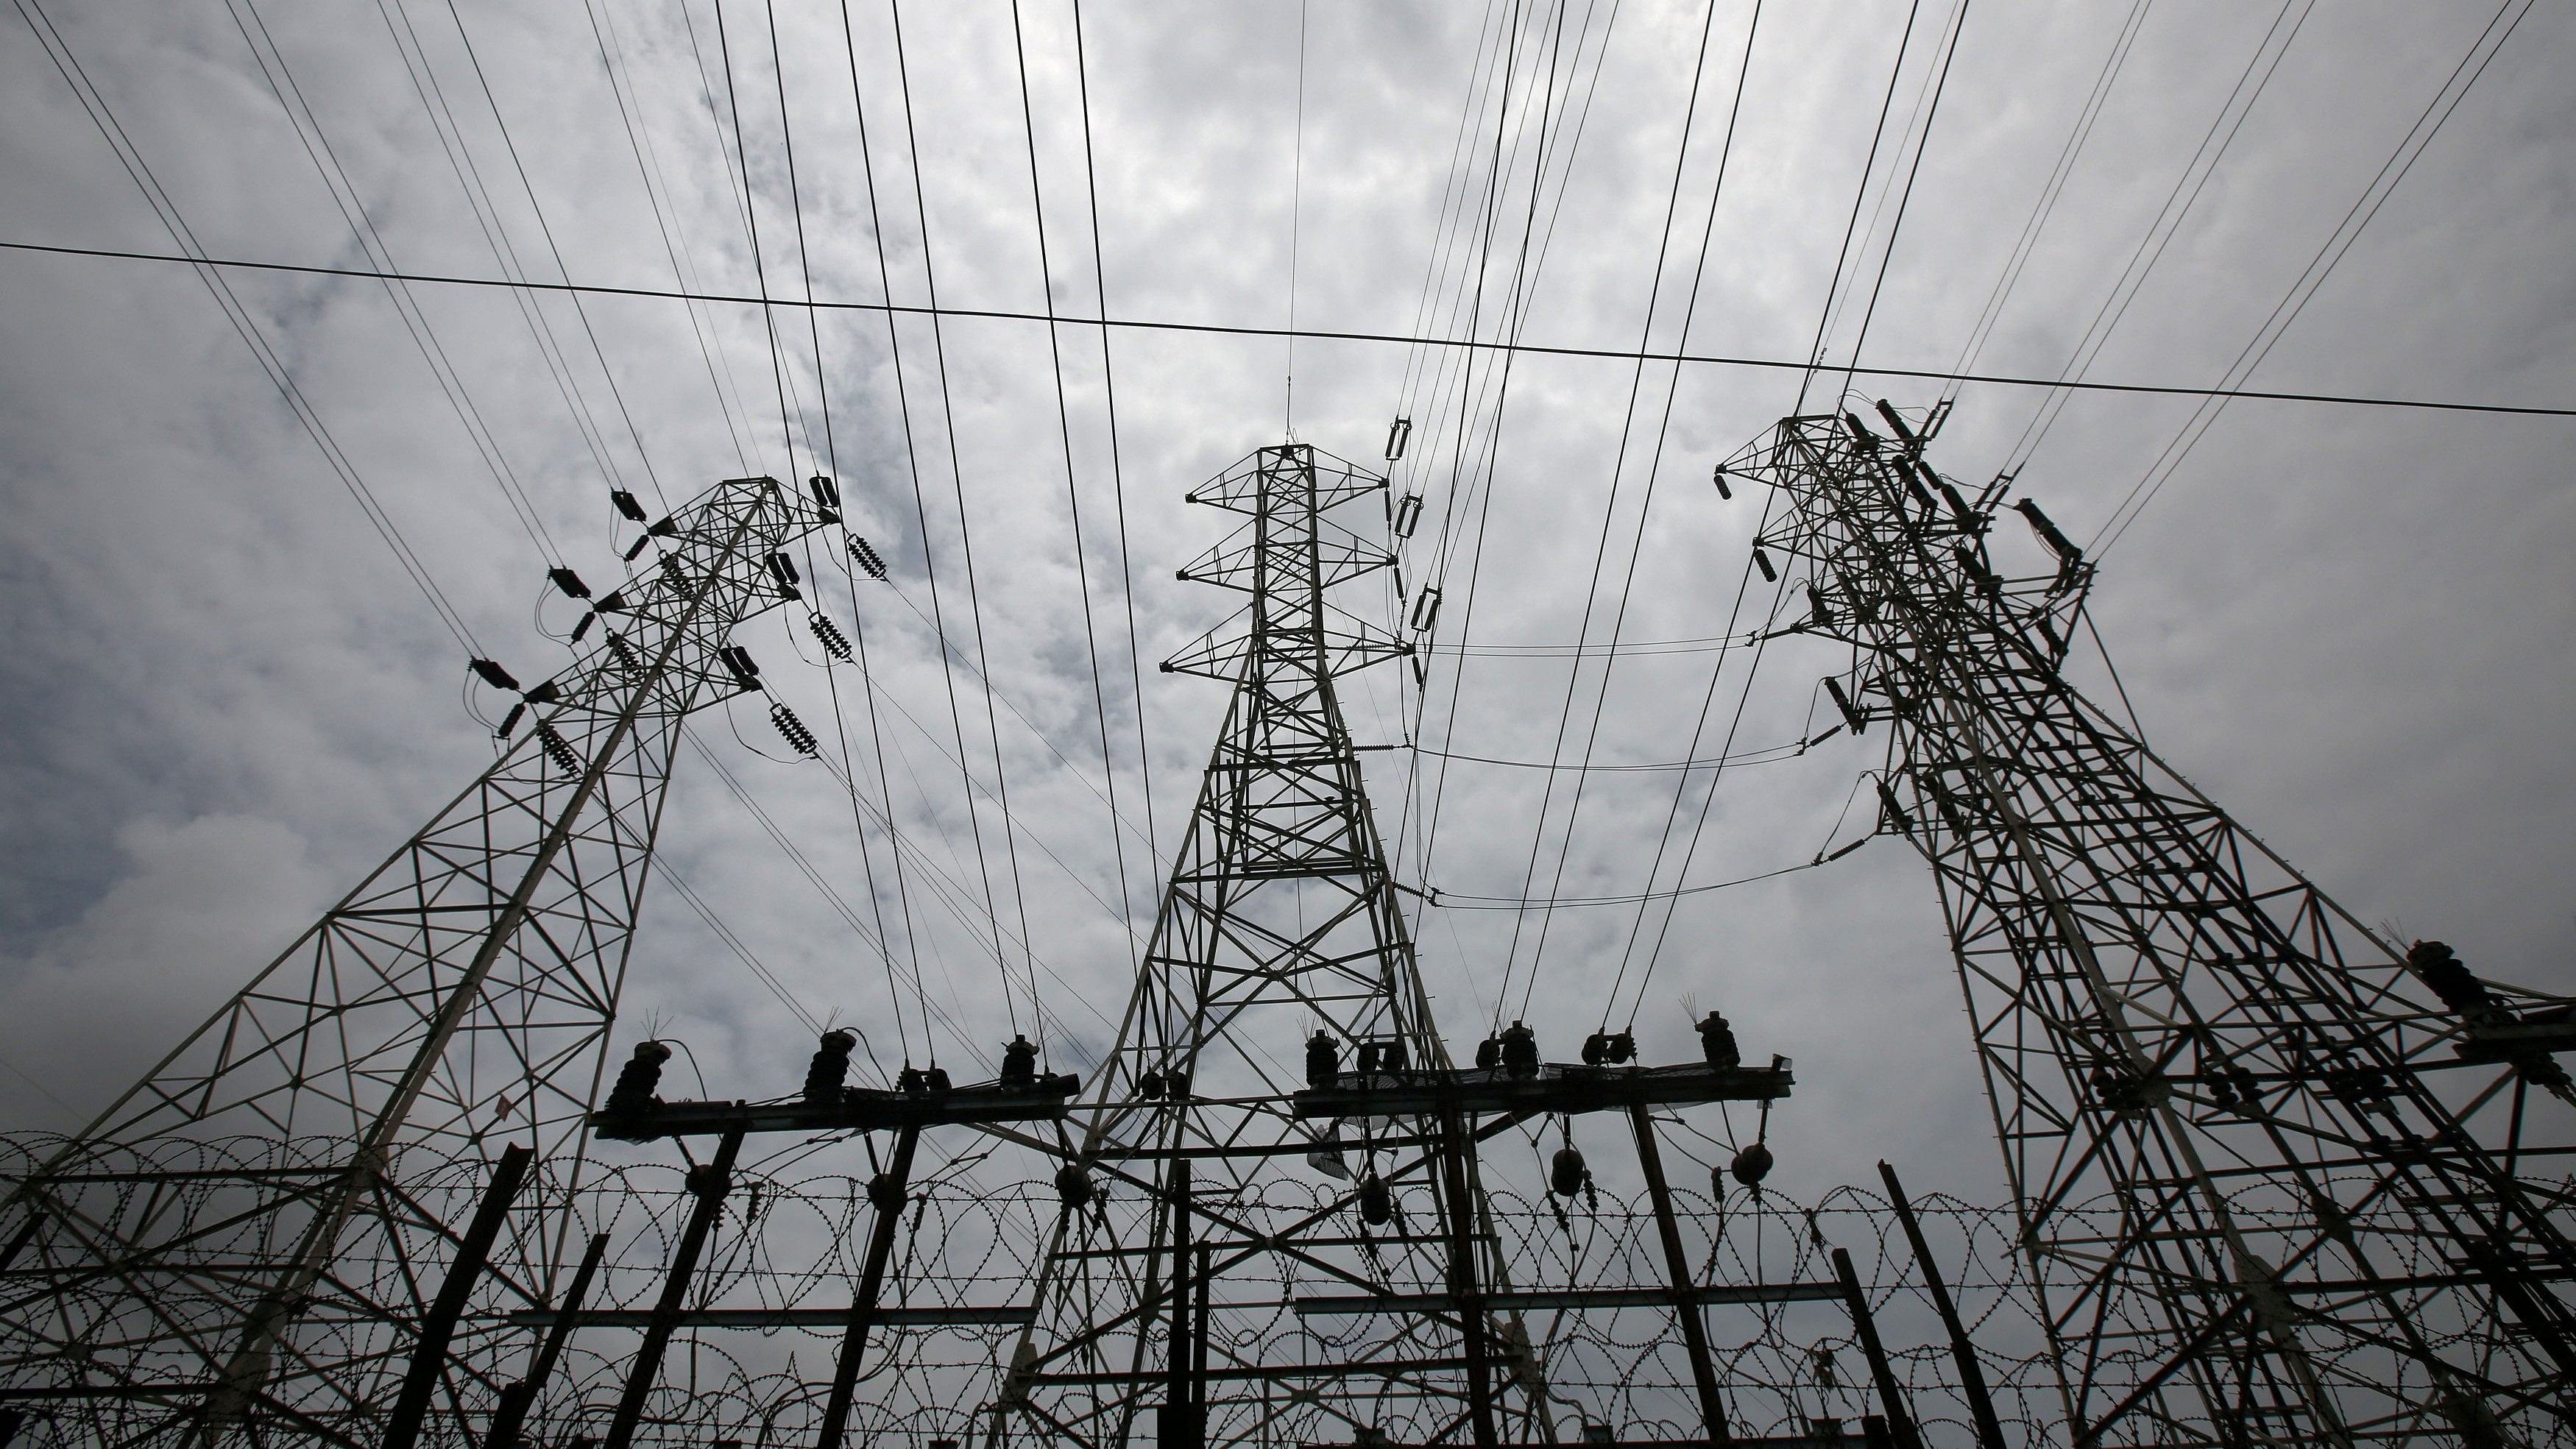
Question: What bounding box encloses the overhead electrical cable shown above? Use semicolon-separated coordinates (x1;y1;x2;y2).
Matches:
10;0;483;658
1009;0;1141;952
888;0;1044;1038
1495;0;1730;1024
581;0;756;475
435;0;682;510
1836;0;1974;394
2000;0;2317;471
1069;0;1161;877
2091;0;2539;556
10;240;2569;419
1793;0;1925;414
1942;0;2154;403
760;0;913;1061
225;0;565;571
1515;0;1767;1022
838;0;967;1055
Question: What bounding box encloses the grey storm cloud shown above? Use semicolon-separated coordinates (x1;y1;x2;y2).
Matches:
0;0;2570;1225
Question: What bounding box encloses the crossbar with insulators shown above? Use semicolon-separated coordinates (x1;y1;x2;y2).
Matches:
590;1075;1078;1141
1290;1059;1791;1122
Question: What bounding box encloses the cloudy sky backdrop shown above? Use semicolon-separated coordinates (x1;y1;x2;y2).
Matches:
1;0;2570;1215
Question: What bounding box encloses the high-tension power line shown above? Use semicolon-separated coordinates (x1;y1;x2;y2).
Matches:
7;239;2572;419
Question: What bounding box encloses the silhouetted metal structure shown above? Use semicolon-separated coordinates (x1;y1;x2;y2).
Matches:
0;475;831;1443
1740;404;2576;1448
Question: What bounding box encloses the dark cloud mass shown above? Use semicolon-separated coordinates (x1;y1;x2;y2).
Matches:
0;0;2569;1218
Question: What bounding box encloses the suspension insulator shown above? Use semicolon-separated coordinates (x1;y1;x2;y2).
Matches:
1306;1032;1340;1089
1055;1163;1094;1211
1164;1064;1191;1099
1384;415;1412;462
771;702;818;757
1875;780;1914;836
1393;492;1423;538
548;567;592;600
659;555;688;587
1356;1173;1393;1226
495;702;527;740
847;536;888;580
1807;583;1836;628
804;1029;856;1104
1137;1066;1165;1099
1730;1141;1774;1188
1710;464;1733;500
604;1040;672;1116
721;646;761;686
1550;1145;1588;1200
808;474;841;510
1752;545;1778;584
470;658;522;692
536;724;581;777
1698;1011;1741;1070
572;612;599;642
768;551;801;587
611;489;648;522
605;631;639;671
809;612;853;662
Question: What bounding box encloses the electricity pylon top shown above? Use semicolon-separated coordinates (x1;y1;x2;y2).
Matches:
1741;404;2576;1448
0;474;833;1445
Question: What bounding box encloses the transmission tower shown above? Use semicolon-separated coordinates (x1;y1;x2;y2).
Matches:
977;443;1820;1449
0;474;833;1445
1740;405;2576;1448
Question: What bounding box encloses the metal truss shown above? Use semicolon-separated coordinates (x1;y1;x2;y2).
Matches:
0;475;829;1445
1740;406;2576;1448
987;442;1526;1449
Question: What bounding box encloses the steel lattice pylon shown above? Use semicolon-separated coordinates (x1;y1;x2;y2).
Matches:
991;443;1545;1449
0;474;829;1445
1741;406;2576;1448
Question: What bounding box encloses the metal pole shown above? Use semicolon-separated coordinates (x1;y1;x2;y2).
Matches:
386;1144;533;1449
1628;1104;1731;1448
484;1230;609;1449
1161;1158;1197;1449
1436;1102;1498;1449
1831;1247;1919;1449
1878;1162;2006;1449
1192;1246;1211;1430
815;1126;920;1449
606;1127;744;1449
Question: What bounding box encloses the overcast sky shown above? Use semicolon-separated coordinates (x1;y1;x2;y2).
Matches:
1;0;2570;1223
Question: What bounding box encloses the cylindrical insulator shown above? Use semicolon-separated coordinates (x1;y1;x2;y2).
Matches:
1550;1146;1587;1200
1001;1034;1038;1088
804;1029;855;1104
1499;1021;1539;1078
1730;1141;1774;1188
1699;1012;1741;1070
1305;1032;1340;1089
605;1041;673;1116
